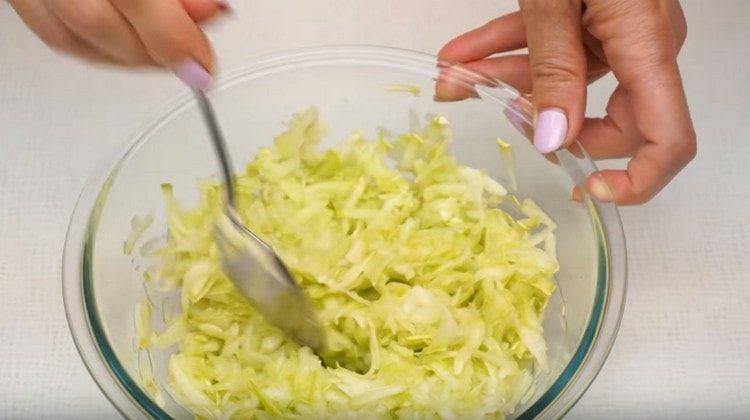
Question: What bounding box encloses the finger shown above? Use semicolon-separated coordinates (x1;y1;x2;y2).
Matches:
435;55;532;101
579;118;641;160
521;1;586;152
434;52;608;102
438;12;526;63
520;0;587;154
578;86;643;160
501;97;563;166
465;55;533;92
586;132;695;205
667;0;687;51
582;30;608;72
586;157;670;206
111;0;215;82
584;0;696;204
10;0;116;63
44;0;154;66
180;0;230;22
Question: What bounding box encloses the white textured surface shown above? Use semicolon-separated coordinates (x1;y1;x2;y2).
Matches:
1;0;749;418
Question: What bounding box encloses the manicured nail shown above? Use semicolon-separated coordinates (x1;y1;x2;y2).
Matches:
216;0;232;11
533;108;567;153
589;176;613;202
174;59;212;91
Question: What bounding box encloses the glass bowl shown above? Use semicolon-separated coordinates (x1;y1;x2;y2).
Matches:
63;46;626;419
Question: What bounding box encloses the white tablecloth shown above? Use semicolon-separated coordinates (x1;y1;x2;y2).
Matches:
1;1;748;418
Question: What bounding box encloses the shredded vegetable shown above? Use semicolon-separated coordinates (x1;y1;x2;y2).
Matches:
139;108;558;418
496;138;517;193
124;212;154;255
385;84;421;97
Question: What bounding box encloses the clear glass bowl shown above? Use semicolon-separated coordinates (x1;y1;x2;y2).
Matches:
63;46;626;419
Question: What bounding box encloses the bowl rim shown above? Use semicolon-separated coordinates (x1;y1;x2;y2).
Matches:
62;44;627;419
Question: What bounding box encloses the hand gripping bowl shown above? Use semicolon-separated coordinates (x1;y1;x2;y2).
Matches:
63;46;626;419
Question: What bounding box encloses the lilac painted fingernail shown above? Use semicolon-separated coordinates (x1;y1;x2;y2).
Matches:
216;0;232;11
533;108;567;153
174;59;212;91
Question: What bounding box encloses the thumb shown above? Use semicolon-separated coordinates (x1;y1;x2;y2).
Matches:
520;0;587;153
112;0;215;78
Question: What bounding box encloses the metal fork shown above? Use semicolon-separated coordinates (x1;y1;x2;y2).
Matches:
193;89;325;354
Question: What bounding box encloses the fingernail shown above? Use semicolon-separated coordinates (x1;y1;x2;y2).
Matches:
433;83;464;102
216;0;232;11
571;186;584;203
533;108;567;153
589;176;613;202
174;59;212;91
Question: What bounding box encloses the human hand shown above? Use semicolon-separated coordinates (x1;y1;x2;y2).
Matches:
437;0;696;205
9;0;228;88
